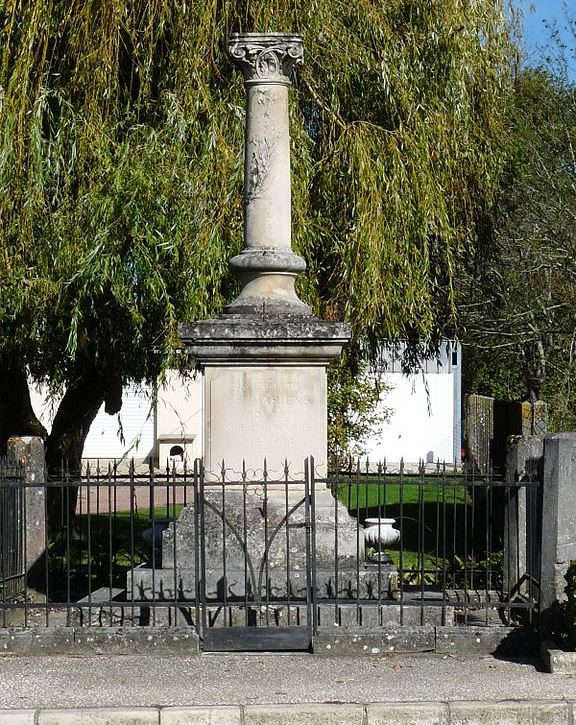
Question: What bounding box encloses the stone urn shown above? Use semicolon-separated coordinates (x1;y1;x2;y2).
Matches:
363;518;400;563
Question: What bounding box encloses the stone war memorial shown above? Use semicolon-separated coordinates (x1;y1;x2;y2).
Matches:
4;31;571;665
128;33;400;649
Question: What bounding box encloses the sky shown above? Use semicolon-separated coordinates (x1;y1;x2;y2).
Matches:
519;0;575;79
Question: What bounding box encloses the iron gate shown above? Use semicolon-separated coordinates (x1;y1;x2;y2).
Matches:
196;460;316;651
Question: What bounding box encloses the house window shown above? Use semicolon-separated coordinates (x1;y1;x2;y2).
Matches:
169;445;184;461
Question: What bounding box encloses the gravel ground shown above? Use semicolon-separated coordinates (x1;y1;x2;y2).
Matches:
0;652;574;709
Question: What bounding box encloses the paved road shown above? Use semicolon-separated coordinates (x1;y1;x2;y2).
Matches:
0;652;574;710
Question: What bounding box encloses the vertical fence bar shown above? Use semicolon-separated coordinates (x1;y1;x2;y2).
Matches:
461;462;467;624
505;479;511;625
487;474;494;624
284;459;291;626
44;467;50;627
65;470;71;626
22;470;28;628
87;463;92;626
193;459;202;639
399;458;405;625
334;457;339;626
150;461;156;627
172;460;178;627
376;461;382;619
1;474;7;628
441;462;447;624
434;464;441;589
355;458;361;626
263;458;269;627
242;460;249;627
107;463;114;626
129;460;135;624
306;457;317;635
221;460;228;627
418;460;425;624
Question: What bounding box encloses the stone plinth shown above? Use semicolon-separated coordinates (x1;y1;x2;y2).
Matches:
128;486;398;604
181;314;348;476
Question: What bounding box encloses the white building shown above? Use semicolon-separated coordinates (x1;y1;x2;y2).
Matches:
362;341;462;466
30;342;461;468
30;370;203;467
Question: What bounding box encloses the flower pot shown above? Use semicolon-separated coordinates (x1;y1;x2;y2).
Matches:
363;517;400;548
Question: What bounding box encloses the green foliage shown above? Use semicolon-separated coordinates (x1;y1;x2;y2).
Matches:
327;357;388;459
460;62;576;430
0;0;516;402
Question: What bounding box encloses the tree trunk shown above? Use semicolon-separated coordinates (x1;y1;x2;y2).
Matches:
0;360;47;454
45;369;122;534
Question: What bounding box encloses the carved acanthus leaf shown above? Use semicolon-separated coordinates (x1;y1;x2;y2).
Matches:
228;35;303;85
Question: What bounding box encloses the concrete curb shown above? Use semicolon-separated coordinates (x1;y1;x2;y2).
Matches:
541;640;576;674
0;700;574;724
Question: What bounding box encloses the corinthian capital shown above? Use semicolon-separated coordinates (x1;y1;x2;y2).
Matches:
228;33;303;86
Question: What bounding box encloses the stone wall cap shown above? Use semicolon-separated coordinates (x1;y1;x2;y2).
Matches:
179;315;351;343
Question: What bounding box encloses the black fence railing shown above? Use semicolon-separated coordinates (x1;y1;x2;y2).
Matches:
324;459;541;627
0;460;25;608
0;458;541;635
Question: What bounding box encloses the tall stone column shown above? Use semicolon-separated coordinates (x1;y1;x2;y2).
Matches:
226;33;309;316
180;34;350;478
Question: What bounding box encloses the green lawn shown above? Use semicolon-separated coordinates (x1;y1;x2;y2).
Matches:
332;476;469;513
44;505;186;598
332;476;500;589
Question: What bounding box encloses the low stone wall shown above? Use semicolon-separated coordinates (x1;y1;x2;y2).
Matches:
0;624;538;657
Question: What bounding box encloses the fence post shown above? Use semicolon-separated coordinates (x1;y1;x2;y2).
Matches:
540;433;576;616
504;436;543;600
6;436;46;570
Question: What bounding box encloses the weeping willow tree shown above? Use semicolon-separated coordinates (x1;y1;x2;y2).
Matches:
0;1;514;481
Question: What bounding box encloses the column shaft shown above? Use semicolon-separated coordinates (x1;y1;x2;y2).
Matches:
245;83;291;251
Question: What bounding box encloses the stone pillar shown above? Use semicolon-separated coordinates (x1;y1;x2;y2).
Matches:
226;33;309;316
7;436;46;570
180;33;350;478
504;435;543;600
540;433;576;611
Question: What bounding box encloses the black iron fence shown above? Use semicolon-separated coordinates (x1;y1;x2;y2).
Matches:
0;460;25;606
326;458;540;627
0;457;541;638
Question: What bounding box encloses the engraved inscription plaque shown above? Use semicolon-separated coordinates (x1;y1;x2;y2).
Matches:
204;366;327;479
